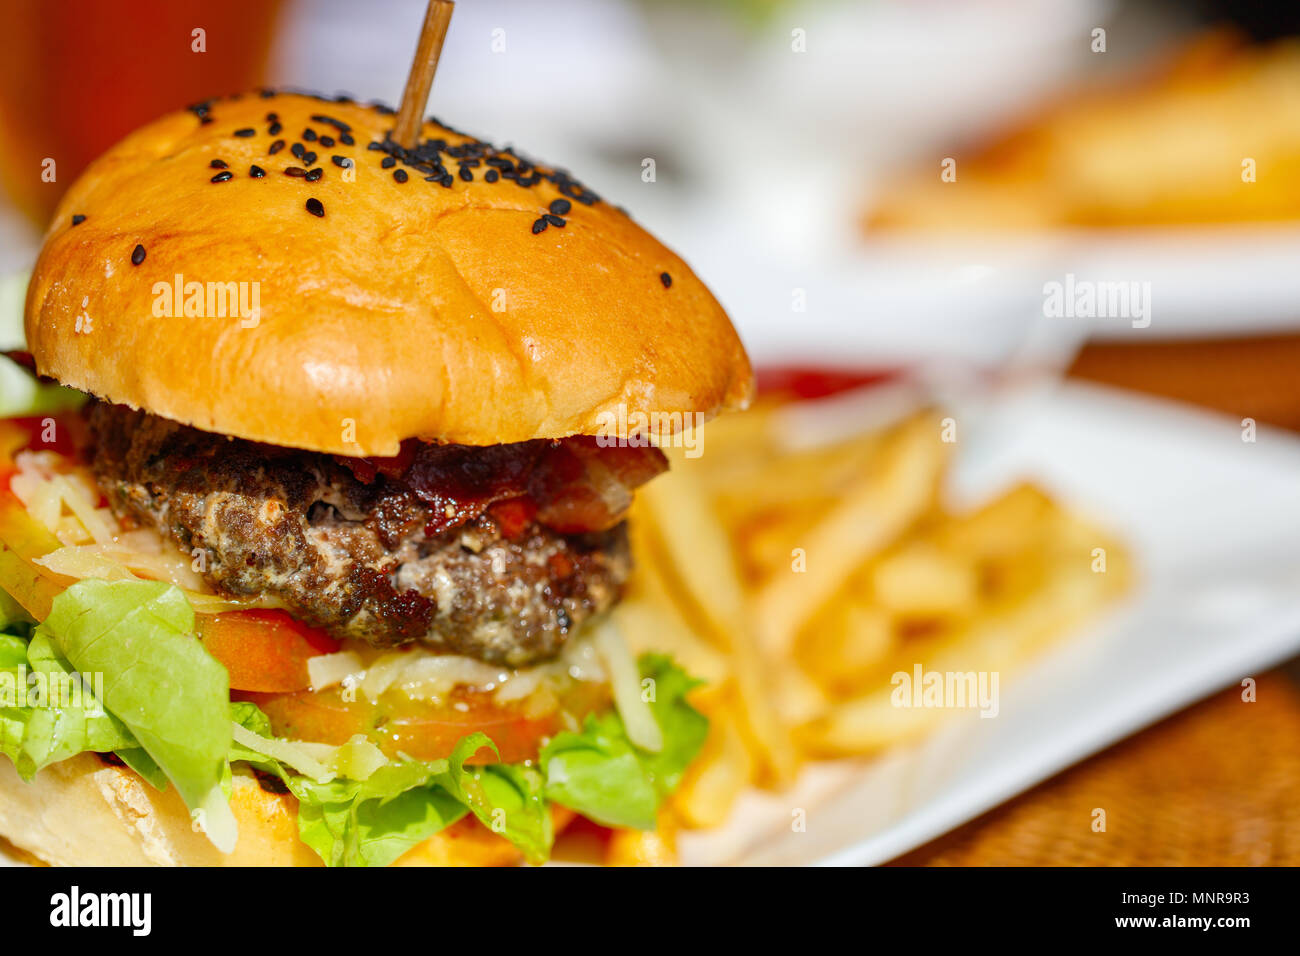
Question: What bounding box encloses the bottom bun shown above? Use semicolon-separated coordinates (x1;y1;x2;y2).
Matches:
0;754;533;867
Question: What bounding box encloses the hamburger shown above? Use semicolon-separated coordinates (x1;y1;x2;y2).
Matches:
0;90;752;866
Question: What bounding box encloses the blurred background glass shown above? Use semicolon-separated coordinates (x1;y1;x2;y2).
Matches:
0;0;283;228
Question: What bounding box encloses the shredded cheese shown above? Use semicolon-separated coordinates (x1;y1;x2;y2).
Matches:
359;652;410;700
330;735;387;780
230;723;336;782
306;650;365;692
11;449;271;612
594;620;662;753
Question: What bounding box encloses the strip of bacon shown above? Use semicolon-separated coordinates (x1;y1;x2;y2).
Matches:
336;437;667;537
530;438;667;534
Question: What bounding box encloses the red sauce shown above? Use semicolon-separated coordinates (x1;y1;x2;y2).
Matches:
756;366;899;401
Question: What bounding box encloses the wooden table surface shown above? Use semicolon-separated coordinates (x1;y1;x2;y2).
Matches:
890;333;1300;866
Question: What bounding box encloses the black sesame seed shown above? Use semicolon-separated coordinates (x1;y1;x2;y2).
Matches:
301;151;317;166
284;166;307;177
306;167;323;182
440;174;454;187
305;197;325;217
367;141;383;151
303;128;317;142
532;218;548;234
549;198;572;215
233;127;256;138
291;142;305;159
381;156;396;169
660;272;672;288
319;135;335;148
131;244;146;265
340;133;355;146
250;165;266;178
259;89;276;99
459;166;473;182
310;114;352;133
71;214;85;226
485;169;499;183
269;139;285;155
266;112;279;122
332;155;353;168
393;169;408;183
210;170;233;183
544;213;566;227
209;159;228;169
268;121;283;136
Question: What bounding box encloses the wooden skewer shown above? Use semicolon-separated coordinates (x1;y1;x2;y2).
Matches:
392;0;455;150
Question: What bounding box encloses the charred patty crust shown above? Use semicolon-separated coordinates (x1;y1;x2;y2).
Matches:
86;403;630;665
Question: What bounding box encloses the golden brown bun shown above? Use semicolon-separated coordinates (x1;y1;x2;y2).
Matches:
0;753;533;866
25;92;752;456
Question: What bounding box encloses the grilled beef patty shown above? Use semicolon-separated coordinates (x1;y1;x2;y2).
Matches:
86;403;630;665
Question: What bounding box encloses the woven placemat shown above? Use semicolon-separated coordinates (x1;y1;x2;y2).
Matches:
890;673;1300;865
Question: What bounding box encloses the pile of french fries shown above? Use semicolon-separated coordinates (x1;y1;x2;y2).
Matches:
612;397;1130;852
865;32;1300;230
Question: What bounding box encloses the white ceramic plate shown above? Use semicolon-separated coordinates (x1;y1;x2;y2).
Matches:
676;380;1300;865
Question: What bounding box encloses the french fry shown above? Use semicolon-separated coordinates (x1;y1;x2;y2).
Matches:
618;392;1130;853
870;541;978;619
636;457;799;786
797;600;896;695
671;690;754;829
799;527;1129;755
752;414;947;658
606;813;678;867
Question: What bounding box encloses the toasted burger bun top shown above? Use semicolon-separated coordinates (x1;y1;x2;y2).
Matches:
25;92;752;456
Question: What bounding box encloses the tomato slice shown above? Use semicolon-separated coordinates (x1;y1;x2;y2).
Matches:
240;681;609;764
241;689;558;764
198;610;340;693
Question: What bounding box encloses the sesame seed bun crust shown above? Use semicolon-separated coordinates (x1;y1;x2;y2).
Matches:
25;93;752;456
0;753;537;867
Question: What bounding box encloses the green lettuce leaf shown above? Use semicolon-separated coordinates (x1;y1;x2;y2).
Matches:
224;722;552;867
37;579;236;851
0;630;136;778
0;570;711;865
0;270;85;418
224;701;467;867
0;632;28;668
116;747;169;790
437;734;552;864
282;759;468;868
0;590;33;633
540;654;708;829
